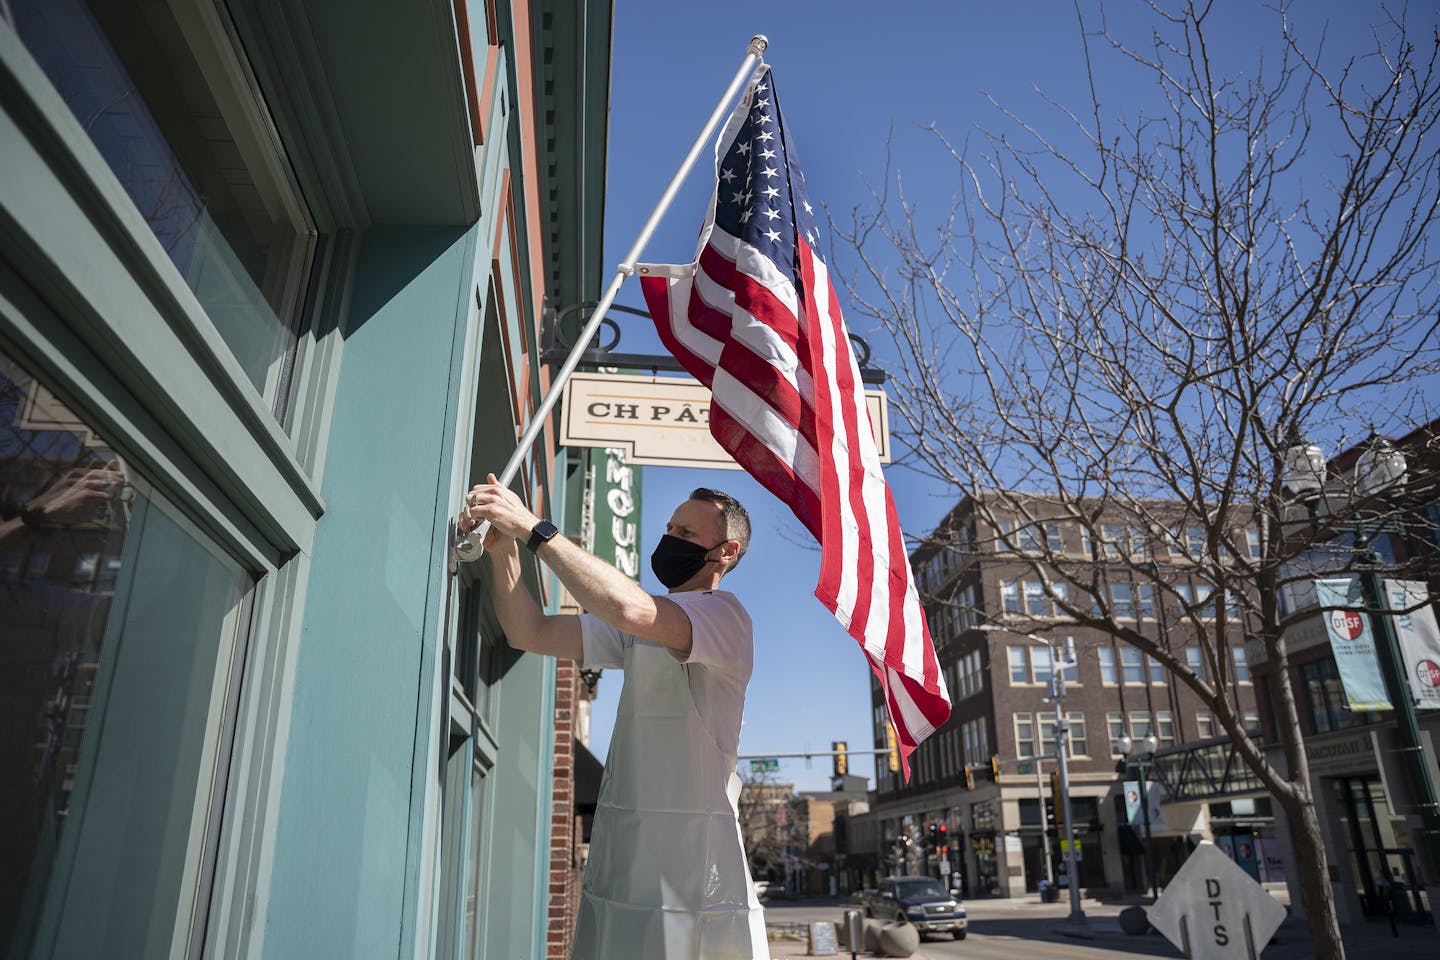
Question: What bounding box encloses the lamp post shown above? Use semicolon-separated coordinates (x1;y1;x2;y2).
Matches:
1115;733;1160;900
1282;431;1440;896
979;625;1086;924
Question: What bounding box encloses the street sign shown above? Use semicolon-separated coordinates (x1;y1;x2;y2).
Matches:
749;758;780;773
1148;842;1286;960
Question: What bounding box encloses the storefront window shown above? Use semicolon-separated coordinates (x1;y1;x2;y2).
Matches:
1301;657;1366;733
0;349;252;955
12;0;317;416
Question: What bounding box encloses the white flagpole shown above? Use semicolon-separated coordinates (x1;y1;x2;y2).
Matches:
456;34;769;561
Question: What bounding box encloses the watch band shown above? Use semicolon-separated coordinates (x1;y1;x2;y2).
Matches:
526;519;559;552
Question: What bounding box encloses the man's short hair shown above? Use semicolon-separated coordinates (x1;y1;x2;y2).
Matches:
690;487;751;569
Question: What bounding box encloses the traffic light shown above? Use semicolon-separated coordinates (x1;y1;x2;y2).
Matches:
927;824;939;850
832;741;848;777
990;755;1000;780
963;765;975;790
1044;798;1056;831
937;823;949;855
1050;770;1066;830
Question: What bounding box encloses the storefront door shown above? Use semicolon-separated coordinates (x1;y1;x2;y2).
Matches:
1334;777;1433;924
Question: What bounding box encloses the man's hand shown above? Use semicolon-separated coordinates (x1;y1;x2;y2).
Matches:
459;473;541;541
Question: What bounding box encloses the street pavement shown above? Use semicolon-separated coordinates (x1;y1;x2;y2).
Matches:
759;894;1437;959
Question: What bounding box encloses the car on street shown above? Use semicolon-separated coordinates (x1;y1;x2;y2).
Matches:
861;876;967;940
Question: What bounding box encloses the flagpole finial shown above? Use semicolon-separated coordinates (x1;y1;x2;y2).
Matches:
748;35;768;57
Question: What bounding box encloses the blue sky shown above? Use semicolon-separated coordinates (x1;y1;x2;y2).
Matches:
586;0;1419;791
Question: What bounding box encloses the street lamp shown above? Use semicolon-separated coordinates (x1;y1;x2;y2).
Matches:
1281;430;1440;893
979;625;1086;924
1114;732;1160;900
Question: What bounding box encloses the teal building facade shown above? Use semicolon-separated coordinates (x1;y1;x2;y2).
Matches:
0;0;611;956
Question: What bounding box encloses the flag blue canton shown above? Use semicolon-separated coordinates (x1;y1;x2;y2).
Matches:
712;68;824;284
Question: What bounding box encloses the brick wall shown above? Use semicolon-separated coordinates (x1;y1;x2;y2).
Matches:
547;659;582;958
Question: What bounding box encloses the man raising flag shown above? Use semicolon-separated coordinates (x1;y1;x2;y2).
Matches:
638;65;951;778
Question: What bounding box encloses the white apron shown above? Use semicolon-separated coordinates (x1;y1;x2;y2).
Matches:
572;637;767;959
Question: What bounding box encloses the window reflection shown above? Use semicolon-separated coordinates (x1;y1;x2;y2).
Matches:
0;349;252;955
12;0;317;412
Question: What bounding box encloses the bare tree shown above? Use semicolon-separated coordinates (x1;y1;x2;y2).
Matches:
737;771;807;889
835;3;1440;957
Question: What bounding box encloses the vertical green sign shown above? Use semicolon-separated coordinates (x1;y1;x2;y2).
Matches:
587;447;641;580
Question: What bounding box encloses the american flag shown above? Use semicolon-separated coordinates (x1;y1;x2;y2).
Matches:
638;66;951;778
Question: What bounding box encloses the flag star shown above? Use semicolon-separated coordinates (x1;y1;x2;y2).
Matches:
761;185;780;200
757;113;773;125
760;165;779;178
760;147;777;160
739;208;754;224
803;199;814;215
738;141;751;154
757;130;775;143
720;168;736;183
756;98;770;108
762;207;781;221
757;82;768;92
729;190;745;204
763;227;782;242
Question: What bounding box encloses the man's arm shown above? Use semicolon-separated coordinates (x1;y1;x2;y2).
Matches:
464;475;694;657
485;535;583;660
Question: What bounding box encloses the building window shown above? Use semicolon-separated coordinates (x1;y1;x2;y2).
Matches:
1001;580;1020;614
1008;646;1053;685
1107;712;1126;753
1068;713;1089;757
13;0;320;418
1246;529;1263;559
1155;711;1176;748
1015;713;1036;758
1137;583;1156;620
1129;712;1153;739
1008;646;1028;684
1243;712;1261;734
1044;522;1064;552
0;347;254;955
1186;647;1206;680
1147;654;1166;684
1185;527;1207;557
1111;583;1135;619
1232;648;1251;683
1099;648;1117;684
1301;657;1363;733
1121;647;1145;684
1195;712;1216;738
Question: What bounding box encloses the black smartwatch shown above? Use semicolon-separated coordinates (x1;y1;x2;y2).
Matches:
526;518;559;552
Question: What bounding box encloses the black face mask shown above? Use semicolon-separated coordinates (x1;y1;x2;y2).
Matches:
650;534;721;589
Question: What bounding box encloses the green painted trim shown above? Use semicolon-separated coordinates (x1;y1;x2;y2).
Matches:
397;223;481;960
0;269;280;571
0;23;323;558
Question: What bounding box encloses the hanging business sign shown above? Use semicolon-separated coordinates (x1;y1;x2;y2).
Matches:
585;447;642;580
1382;579;1440;710
1314;578;1392;712
559;371;891;468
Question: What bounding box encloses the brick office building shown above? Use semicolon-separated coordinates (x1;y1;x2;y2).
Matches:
866;494;1269;898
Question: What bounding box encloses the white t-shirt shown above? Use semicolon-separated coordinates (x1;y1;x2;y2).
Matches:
579;589;753;756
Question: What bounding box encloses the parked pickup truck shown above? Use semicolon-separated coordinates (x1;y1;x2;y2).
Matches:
861;876;967;940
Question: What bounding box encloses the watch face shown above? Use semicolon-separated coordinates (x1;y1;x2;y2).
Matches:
535;520;558;539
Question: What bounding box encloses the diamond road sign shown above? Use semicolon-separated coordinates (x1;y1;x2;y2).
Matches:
749;758;780;773
1148;841;1286;959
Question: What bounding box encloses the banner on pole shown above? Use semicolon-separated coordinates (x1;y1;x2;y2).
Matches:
1314;578;1393;711
1382;579;1440;710
1122;780;1167;833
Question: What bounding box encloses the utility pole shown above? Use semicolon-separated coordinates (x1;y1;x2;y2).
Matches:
1050;636;1086;925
